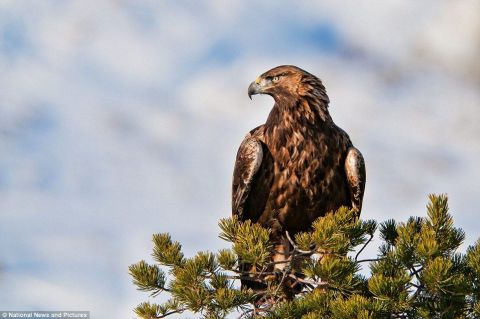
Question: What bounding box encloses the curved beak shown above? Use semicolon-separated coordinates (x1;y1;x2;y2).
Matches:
248;81;262;100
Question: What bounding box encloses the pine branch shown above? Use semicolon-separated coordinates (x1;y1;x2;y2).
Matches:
129;260;170;296
155;308;187;318
286;231;315;255
355;233;373;261
130;195;479;318
357;258;382;263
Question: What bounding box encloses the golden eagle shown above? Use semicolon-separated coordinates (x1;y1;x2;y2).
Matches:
232;65;366;278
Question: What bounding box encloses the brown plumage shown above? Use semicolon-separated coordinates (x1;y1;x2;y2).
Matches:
232;65;366;291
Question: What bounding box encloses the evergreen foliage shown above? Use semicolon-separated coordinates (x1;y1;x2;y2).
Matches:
129;195;480;318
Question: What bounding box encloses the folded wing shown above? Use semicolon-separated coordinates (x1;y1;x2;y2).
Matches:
232;131;272;222
344;147;366;216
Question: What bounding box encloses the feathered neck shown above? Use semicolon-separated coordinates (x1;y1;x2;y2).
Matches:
297;74;331;122
265;76;332;133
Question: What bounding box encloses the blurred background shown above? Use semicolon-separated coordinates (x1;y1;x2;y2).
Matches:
0;0;479;317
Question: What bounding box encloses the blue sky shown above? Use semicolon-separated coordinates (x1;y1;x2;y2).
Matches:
1;1;479;318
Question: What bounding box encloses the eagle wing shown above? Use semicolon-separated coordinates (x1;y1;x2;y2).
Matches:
344;147;366;216
232;129;271;221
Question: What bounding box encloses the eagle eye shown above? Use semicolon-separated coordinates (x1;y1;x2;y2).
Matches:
272;76;279;82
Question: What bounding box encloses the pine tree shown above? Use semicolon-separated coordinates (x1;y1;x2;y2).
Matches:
129;195;480;318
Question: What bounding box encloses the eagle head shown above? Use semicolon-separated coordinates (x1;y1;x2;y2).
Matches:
248;65;330;117
248;65;331;121
247;65;305;100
